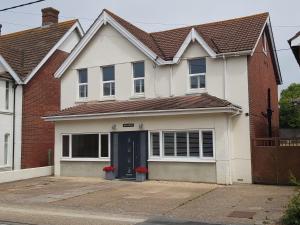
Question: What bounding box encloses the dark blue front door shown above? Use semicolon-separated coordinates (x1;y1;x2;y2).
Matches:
111;131;148;180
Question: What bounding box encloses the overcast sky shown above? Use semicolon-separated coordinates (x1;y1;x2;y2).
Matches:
0;0;299;91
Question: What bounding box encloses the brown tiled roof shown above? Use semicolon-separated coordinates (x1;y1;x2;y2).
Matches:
0;20;77;80
46;94;239;118
104;9;269;60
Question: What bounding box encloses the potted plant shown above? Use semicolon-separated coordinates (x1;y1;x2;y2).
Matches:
103;166;115;180
135;166;148;182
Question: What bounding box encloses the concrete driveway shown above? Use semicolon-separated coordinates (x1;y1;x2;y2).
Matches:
0;177;294;225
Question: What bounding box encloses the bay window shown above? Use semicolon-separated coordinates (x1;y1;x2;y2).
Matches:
62;133;110;159
149;130;214;160
132;61;145;95
188;58;206;90
102;65;115;97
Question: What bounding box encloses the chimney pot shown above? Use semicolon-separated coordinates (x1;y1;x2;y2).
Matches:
42;7;59;26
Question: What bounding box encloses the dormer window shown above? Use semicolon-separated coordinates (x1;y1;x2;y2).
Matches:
102;65;115;97
188;58;206;91
262;33;267;55
132;61;145;96
78;69;88;99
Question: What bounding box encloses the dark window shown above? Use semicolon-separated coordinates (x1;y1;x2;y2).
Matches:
202;131;213;157
72;134;99;158
78;69;88;98
133;62;145;78
134;79;144;93
189;58;206;74
62;135;70;157
189;132;200;156
101;134;109;157
103;66;115;81
151;132;160;156
176;132;187;156
163;132;175;156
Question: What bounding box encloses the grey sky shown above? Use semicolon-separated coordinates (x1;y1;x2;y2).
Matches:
0;0;299;92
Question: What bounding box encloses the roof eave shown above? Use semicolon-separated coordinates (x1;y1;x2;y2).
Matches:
43;106;242;122
0;55;23;84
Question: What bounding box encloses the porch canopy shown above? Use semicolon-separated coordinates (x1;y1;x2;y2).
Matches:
43;94;242;121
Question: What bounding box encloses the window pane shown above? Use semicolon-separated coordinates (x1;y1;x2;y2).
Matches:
189;58;206;74
133;62;144;78
79;85;88;98
176;132;187;156
189;132;200;157
200;75;205;88
151;132;160;156
62;135;70;157
5;81;9;110
190;76;199;89
4;134;9;165
103;83;111;96
134;79;144;93
103;66;115;81
72;134;99;158
111;82;115;95
163;132;175;156
202;131;213;157
78;69;87;83
101;134;109;157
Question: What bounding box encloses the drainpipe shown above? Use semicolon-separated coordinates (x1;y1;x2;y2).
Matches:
223;55;227;99
12;82;18;170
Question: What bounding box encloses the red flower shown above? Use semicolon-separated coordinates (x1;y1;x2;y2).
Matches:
135;166;148;174
103;166;114;172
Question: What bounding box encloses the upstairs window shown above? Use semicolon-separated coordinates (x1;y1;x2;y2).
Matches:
132;61;145;95
5;81;9;110
78;69;88;99
102;66;115;97
188;58;206;90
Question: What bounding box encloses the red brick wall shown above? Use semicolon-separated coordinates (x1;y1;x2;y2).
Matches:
248;30;280;140
21;50;68;168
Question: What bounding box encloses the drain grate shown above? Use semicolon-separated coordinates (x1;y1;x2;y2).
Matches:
228;211;256;219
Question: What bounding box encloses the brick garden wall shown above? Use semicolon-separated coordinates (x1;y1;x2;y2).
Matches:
21;50;68;168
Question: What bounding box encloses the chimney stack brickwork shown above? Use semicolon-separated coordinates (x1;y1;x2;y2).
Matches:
42;7;59;26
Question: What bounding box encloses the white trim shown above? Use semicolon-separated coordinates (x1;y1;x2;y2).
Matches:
251;17;268;57
291;35;300;47
0;55;23;84
60;158;110;162
148;128;215;162
43;106;242;121
24;22;84;84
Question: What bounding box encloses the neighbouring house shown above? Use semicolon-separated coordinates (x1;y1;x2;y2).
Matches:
289;32;300;66
0;7;83;171
43;9;281;184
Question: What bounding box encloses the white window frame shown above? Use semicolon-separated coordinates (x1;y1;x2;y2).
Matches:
77;69;88;101
148;129;215;163
101;65;115;100
132;61;145;98
61;133;110;161
187;58;206;94
5;81;9;110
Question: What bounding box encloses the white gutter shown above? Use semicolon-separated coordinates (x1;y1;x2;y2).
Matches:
43;106;242;122
223;55;227;99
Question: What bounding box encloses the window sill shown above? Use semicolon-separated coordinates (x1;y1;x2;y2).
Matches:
186;88;207;95
0;110;13;115
75;98;89;103
148;158;215;163
60;158;110;162
130;94;145;100
101;96;116;101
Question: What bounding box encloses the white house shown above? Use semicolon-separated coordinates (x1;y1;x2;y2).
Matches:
44;10;281;184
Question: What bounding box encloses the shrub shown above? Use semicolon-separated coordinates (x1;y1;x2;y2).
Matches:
282;192;300;225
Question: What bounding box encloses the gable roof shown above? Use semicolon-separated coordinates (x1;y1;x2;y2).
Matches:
0;20;83;84
43;94;241;121
55;9;279;81
106;10;269;60
288;31;300;66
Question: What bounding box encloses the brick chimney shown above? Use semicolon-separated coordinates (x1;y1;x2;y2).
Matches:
41;7;59;26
